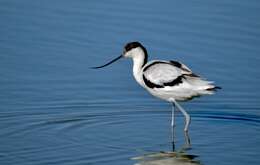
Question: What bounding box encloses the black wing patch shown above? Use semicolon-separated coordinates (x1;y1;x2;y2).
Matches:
143;75;184;89
143;75;163;88
163;76;183;86
169;60;182;68
170;60;193;73
170;60;200;77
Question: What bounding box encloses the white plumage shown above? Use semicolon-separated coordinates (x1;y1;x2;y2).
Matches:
92;41;220;132
142;60;217;101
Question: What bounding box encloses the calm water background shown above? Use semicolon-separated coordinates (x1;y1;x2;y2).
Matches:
1;0;260;164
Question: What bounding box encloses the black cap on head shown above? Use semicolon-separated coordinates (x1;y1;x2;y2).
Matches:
124;41;148;66
124;41;144;52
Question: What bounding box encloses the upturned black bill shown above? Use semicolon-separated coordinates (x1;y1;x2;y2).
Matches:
90;55;123;69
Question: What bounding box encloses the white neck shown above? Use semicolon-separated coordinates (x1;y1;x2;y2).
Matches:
131;49;146;86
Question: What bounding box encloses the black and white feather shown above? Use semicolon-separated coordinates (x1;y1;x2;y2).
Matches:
142;60;219;101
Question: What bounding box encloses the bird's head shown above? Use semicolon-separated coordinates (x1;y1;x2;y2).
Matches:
91;41;147;69
123;42;147;59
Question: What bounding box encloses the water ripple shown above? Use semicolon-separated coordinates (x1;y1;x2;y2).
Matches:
1;0;260;164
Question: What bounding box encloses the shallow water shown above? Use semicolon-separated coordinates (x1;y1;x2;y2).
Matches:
1;0;260;164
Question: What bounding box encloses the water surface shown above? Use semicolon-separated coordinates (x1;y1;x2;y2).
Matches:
1;0;260;164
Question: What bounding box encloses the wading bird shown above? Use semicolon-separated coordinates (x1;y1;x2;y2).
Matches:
92;42;220;132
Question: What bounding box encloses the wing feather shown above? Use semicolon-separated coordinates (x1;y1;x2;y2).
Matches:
142;61;199;89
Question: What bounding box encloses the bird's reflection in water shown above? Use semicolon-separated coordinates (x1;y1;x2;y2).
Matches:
132;132;201;165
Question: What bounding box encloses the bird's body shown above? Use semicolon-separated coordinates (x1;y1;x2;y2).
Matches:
92;41;220;132
135;60;217;102
125;42;219;102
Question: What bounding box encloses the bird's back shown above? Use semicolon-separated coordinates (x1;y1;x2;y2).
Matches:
141;60;219;101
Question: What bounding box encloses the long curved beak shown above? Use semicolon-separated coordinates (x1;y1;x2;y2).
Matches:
90;55;123;69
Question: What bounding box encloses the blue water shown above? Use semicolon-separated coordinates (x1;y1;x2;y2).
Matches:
1;0;260;164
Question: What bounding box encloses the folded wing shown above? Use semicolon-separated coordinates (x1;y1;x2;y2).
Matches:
143;61;196;88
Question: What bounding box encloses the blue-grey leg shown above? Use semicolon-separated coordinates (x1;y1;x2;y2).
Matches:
180;131;191;152
171;103;176;127
173;100;191;132
184;131;191;149
171;103;176;151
